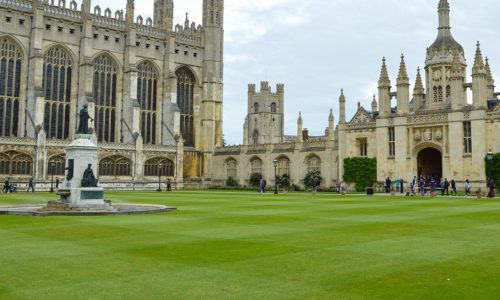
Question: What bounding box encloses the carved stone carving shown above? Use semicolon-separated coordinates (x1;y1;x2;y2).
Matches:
408;114;448;125
424;130;432;141
414;133;421;141
435;130;443;140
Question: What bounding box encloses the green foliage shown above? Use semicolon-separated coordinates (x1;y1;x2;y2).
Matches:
343;157;377;192
249;173;262;187
485;153;500;185
304;170;322;190
276;174;290;189
226;177;238;187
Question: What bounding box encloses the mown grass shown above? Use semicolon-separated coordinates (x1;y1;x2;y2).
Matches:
1;191;500;299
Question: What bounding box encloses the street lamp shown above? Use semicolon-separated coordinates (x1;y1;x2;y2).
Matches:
273;159;278;195
49;160;55;193
157;163;162;192
487;150;493;180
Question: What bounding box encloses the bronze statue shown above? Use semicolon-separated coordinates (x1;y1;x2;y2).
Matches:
77;105;94;134
81;164;98;187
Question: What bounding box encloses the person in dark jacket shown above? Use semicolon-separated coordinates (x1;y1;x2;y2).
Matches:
451;179;457;196
385;177;391;193
27;177;35;193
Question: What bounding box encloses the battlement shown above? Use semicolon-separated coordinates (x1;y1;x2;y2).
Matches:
248;84;256;94
248;81;285;95
174;14;202;45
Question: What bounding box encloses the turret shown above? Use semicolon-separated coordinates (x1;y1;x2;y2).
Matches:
153;0;173;31
297;112;303;142
472;41;488;108
339;89;346;124
450;50;466;109
328;109;334;140
378;58;391;117
126;0;134;28
485;57;495;99
396;54;410;114
371;95;378;112
413;67;425;110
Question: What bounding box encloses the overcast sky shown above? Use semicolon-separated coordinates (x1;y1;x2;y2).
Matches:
93;0;500;145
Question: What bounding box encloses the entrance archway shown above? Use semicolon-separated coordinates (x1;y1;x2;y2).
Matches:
417;147;442;181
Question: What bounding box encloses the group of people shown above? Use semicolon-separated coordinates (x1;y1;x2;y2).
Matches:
2;177;61;193
2;178;16;193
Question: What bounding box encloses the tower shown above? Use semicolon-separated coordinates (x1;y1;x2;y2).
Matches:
339;89;346;124
153;0;173;31
425;0;466;107
201;0;224;151
245;82;285;145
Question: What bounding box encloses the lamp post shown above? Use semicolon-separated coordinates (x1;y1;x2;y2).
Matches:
49;160;55;193
273;159;278;195
157;163;162;192
487;150;493;180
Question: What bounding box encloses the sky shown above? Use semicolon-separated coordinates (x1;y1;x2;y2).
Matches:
92;0;500;145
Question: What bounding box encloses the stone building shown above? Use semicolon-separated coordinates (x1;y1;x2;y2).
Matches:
212;0;499;191
0;0;223;189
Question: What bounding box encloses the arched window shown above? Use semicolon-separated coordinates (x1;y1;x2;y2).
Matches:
176;67;195;147
226;159;237;179
438;86;443;102
271;102;277;113
251;158;262;175
93;55;118;143
252;130;259;145
144;157;174;177
446;85;451;99
43;46;73;139
0;38;23;137
137;61;158;145
307;155;321;173
0;151;32;175
433;86;438;102
277;157;290;176
98;155;131;177
254;103;259;113
48;155;65;176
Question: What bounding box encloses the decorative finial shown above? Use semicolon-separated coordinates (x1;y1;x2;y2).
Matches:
414;67;424;92
339;89;345;101
438;0;450;9
397;54;409;83
473;41;485;72
485;57;493;80
379;57;390;87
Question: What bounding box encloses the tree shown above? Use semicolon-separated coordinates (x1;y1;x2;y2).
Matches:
304;170;322;190
485;153;500;186
249;173;262;187
343;157;377;192
276;174;290;190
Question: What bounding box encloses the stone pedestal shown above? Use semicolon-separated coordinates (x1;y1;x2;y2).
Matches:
58;134;115;211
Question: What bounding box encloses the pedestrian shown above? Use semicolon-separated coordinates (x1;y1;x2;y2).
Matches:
444;178;449;196
440;178;445;196
419;176;426;196
385;177;391;193
2;178;9;193
340;181;346;196
451;179;457;196
395;179;400;194
259;178;264;193
430;177;436;197
167;179;171;191
55;177;60;190
487;178;495;198
27;177;35;193
263;179;267;192
465;179;471;196
337;181;341;194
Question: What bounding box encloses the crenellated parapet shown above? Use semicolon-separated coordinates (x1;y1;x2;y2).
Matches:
92;5;125;29
174;13;202;45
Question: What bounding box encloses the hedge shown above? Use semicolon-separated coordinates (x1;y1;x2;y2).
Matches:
343;157;377;192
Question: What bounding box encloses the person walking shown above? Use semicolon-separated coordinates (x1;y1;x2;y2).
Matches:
444;178;449;196
27;177;35;193
2;178;9;193
55;177;60;190
440;178;445;196
465;179;471;196
451;179;457;196
395;179;400;194
419;176;426;196
430;177;436;197
259;178;265;193
487;178;495;198
167;179;171;191
385;177;391;193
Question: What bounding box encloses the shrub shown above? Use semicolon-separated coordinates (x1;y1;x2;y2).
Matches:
276;174;290;189
343;157;377;192
226;177;238;187
485;153;500;186
291;184;301;191
304;170;322;190
249;173;262;187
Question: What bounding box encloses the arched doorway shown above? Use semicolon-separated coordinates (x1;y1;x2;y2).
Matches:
417;147;442;181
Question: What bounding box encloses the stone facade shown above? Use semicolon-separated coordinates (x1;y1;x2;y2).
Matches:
0;0;223;190
212;0;499;191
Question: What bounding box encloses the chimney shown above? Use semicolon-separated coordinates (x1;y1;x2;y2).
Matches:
302;129;309;141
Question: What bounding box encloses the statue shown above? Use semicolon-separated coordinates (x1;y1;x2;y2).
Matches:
65;159;74;181
81;164;98;187
77;105;94;134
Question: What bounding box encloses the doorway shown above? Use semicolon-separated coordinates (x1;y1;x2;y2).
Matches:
417;147;442;181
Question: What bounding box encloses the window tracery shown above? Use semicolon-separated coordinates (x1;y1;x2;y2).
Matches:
144;157;174;177
0;38;22;137
137;61;158;145
251;158;262;175
226;159;237;179
307;156;321;173
98;155;131;176
0;151;32;175
93;55;118;143
176;67;195;147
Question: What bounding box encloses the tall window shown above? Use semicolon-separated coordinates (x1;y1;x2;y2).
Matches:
463;122;472;154
48;155;66;176
176;67;195;147
446;85;451;99
388;127;395;156
359;139;368;157
0;151;32;175
252;130;259;145
43;47;72;139
93;55;118;143
144;157;174;177
271;102;277;113
277;158;290;176
0;38;22;137
227;159;237;179
307;156;321;173
254;103;259;113
98;155;131;177
251;158;262;175
433;86;438;102
137;61;158;145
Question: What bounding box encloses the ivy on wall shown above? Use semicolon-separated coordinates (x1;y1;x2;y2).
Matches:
485;153;500;186
343;157;377;192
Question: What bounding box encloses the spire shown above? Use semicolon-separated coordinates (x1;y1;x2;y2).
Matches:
397;54;409;84
329;108;334;121
378;58;391;87
473;41;486;74
438;0;449;10
339;89;345;102
371;95;378;112
451;50;463;78
298;112;303;123
485;57;493;81
414;67;424;92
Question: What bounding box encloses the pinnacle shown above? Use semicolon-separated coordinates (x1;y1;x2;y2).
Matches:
379;57;389;81
473;41;485;71
485;57;493;80
397;54;409;82
414;67;424;92
339;89;345;101
438;0;449;9
451;50;463;77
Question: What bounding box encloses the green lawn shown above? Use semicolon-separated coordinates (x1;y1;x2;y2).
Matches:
1;192;500;299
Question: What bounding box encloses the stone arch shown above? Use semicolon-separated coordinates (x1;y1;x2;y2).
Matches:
176;66;197;147
412;141;442;156
98;155;131;177
416;146;442;181
144;157;174;177
249;156;263;175
44;43;77;65
305;154;321;173
252;130;259;145
225;157;237;179
48;154;65;176
0;151;33;176
0;35;27;59
175;65;200;85
275;155;290;176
